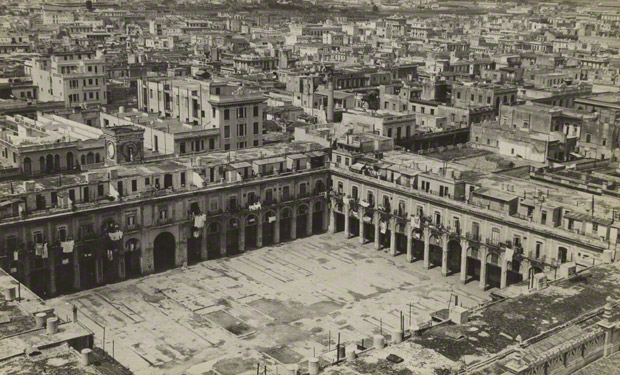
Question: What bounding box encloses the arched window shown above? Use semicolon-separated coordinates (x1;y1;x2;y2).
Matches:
95;153;101;163
23;157;32;174
54;154;61;171
46;154;54;172
86;152;94;164
81;155;86;165
39;156;45;172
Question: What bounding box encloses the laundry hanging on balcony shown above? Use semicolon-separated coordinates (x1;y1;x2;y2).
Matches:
13;251;18;261
380;220;387;234
249;202;262;211
108;231;123;241
192;171;204;188
343;197;350;205
108;183;119;200
35;243;47;257
61;240;74;254
268;215;276;223
410;216;421;229
194;214;206;228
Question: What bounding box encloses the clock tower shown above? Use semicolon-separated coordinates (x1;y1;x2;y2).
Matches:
101;126;145;166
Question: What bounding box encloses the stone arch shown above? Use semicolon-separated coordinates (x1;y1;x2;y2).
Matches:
313;200;323;212
125;238;140;252
297;204;308;216
153;232;176;272
208;221;221;233
54;154;61;171
46;154;54;172
246;214;258;225
228;217;240;229
281;207;292;219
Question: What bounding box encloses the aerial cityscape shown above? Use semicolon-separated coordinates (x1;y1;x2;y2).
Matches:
0;0;619;374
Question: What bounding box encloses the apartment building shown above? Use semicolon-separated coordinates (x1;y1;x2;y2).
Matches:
0;127;329;297
137;77;266;151
30;50;107;108
329;138;618;292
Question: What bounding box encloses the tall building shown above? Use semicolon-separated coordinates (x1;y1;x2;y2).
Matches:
137;77;266;151
30;50;107;108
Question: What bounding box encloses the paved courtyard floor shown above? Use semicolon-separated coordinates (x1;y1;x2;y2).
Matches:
48;232;492;375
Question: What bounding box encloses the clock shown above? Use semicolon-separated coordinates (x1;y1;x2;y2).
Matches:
107;142;116;159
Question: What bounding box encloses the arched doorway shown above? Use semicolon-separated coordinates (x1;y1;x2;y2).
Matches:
412;229;424;261
312;201;324;234
280;207;292;241
187;227;202;265
447;240;462;275
226;218;240;255
206;222;221;259
245;214;258;249
507;259;523;286
153;232;176;272
466;247;481;283
23;157;31;175
55;247;74;296
429;235;442;267
395;222;407;255
486;252;502;289
124;239;141;278
46;154;54;172
263;211;276;246
348;206;360;238
297;205;308;238
334;202;345;233
379;218;390;249
66;152;74;170
362;211;374;243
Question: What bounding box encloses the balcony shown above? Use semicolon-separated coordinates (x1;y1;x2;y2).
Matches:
80;231;99;241
125;224;141;233
466;232;482;242
155;217;174;227
486;238;501;248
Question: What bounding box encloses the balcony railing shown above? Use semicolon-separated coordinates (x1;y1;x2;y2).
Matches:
155;217;174;226
331;164;609;250
466;232;482;242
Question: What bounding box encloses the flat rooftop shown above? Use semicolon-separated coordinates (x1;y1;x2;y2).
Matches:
414;262;620;365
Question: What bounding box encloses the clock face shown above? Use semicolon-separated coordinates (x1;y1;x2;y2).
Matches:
107;142;115;159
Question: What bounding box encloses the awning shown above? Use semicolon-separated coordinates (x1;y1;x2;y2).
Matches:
350;163;365;172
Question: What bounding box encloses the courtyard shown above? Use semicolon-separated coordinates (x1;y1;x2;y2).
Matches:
48;232;492;375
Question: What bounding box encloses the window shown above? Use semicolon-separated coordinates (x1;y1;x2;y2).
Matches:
592;222;598;231
535;242;542;258
180;142;186;154
145;177;150;186
224;109;229;120
159;209;167;219
98;184;104;196
132;180;137;192
337;181;343;193
126;215;135;227
603;138;607;146
541;211;547;225
586;133;591;143
180;172;185;186
224;126;230;138
237;107;246;118
253;106;259;117
434;212;441;225
238;124;246;137
352;186;358;199
253;122;259;135
58;227;67;242
253;140;259;146
33;231;44;244
453;217;460;232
